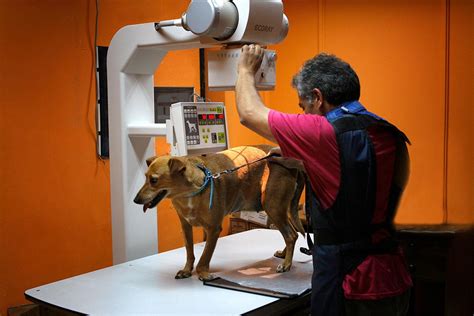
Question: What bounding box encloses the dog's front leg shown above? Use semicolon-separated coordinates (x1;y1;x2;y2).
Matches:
196;226;222;281
175;214;195;279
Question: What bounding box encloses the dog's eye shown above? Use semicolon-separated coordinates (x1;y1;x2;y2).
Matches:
150;177;158;185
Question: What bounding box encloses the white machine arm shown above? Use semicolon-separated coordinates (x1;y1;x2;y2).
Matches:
108;0;289;264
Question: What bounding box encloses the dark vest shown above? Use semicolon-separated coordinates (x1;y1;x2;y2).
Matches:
307;101;410;316
307;100;410;246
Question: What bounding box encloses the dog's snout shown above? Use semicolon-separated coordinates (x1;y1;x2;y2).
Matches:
133;194;143;204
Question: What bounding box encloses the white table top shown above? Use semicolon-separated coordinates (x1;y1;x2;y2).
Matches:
26;229;312;315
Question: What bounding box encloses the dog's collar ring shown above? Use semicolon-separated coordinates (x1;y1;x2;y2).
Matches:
211;169;231;179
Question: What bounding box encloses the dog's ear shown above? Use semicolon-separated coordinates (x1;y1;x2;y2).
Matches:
168;157;186;174
146;156;158;167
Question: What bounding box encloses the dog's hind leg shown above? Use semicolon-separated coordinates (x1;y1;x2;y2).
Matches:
264;167;300;273
264;193;298;272
196;225;222;281
175;214;195;279
266;208;298;273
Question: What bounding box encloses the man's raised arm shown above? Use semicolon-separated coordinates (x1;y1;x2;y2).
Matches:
235;44;276;142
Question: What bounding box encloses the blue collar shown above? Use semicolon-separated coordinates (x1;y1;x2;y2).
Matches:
325;100;384;122
186;164;215;210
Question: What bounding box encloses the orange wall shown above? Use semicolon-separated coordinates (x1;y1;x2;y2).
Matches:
0;0;472;314
0;1;112;314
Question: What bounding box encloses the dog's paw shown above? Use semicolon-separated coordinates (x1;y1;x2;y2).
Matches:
198;272;216;282
175;270;193;279
276;263;291;273
273;250;286;258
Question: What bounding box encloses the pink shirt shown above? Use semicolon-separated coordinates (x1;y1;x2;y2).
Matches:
268;110;412;300
268;111;340;210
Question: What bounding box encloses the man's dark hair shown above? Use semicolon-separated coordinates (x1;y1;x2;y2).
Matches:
292;53;360;106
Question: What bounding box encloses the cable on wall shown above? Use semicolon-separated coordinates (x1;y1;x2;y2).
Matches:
442;0;451;224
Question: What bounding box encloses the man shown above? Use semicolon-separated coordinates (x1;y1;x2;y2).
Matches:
235;44;412;316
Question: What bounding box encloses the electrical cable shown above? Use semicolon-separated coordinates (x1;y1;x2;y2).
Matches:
93;0;107;161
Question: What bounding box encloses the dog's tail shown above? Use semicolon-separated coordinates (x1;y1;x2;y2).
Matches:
289;170;306;237
268;154;306;237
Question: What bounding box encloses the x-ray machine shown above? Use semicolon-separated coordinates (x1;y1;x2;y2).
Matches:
108;0;289;264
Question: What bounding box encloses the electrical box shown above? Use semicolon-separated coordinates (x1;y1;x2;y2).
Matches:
207;48;277;91
154;87;194;123
166;102;229;156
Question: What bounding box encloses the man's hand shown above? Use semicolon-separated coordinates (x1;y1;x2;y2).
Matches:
238;44;264;75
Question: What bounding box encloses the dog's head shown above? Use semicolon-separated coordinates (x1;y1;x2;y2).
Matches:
133;155;199;212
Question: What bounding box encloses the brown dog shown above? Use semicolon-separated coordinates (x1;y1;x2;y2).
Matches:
134;145;305;281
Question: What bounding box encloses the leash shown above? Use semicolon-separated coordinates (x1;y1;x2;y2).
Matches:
300;178;315;256
187;165;216;209
210;152;278;179
300;176;317;256
186;152;279;209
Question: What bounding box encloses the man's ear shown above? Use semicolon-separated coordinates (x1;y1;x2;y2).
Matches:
168;157;186;174
146;156;157;167
312;88;324;109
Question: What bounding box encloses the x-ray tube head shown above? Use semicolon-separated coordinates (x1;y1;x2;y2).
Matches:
155;0;289;45
277;14;289;44
181;0;239;40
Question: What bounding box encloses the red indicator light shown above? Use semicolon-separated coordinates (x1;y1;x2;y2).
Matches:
202;114;207;119
209;114;215;120
218;114;224;119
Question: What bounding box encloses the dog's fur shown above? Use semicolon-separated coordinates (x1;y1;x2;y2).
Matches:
134;145;305;281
